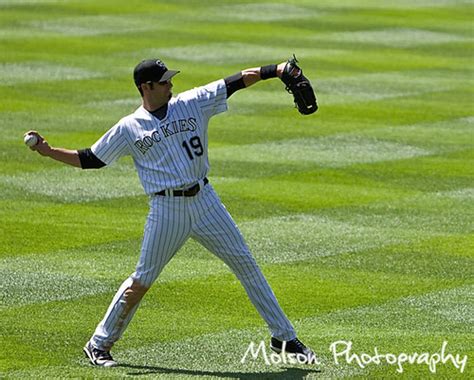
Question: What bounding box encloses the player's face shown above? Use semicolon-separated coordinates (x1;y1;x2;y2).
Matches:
143;79;173;104
151;80;173;100
159;79;173;100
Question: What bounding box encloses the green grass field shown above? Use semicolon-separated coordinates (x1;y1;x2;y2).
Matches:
1;0;473;378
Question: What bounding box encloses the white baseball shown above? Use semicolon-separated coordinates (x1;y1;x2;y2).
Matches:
24;133;38;147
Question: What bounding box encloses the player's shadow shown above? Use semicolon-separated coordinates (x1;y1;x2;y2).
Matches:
119;364;321;379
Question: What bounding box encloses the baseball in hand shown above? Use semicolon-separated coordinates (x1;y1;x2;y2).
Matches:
24;133;39;147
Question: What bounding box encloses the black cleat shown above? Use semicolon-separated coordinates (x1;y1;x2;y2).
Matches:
270;337;317;364
83;341;117;367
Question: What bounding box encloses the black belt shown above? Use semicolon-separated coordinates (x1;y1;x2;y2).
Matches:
155;178;209;197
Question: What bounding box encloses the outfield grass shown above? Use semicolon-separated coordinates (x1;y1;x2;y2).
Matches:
1;0;473;378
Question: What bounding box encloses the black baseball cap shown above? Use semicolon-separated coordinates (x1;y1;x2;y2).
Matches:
133;59;180;86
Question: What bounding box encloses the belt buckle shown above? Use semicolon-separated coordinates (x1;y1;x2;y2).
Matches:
184;183;199;196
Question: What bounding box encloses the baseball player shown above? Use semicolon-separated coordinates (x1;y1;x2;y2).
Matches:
25;58;316;367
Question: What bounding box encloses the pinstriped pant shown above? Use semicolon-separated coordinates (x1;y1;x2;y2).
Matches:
91;184;296;350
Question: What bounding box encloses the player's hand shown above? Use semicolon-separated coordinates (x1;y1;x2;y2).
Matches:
24;130;52;156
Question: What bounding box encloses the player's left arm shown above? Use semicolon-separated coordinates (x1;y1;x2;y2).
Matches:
224;62;287;98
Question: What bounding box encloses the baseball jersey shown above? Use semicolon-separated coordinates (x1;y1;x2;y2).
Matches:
91;79;227;194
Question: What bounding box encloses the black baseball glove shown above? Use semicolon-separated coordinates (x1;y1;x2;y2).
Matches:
280;55;318;115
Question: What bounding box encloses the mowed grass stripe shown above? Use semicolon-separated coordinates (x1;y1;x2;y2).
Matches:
0;163;143;202
211;136;431;167
142;42;340;65
26;15;165;36
0;200;146;255
0;269;113;308
0;62;102;85
317;71;471;104
357;116;474;149
344;150;473;192
317;28;469;47
204;3;321;22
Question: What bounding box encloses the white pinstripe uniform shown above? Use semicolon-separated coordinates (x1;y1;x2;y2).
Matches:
88;79;296;350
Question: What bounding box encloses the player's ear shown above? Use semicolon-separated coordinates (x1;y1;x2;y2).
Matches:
140;82;154;94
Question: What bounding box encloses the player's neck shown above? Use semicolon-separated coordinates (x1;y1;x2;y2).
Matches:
143;98;169;113
149;103;168;120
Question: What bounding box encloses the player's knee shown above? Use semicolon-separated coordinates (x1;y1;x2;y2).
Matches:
124;281;149;307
